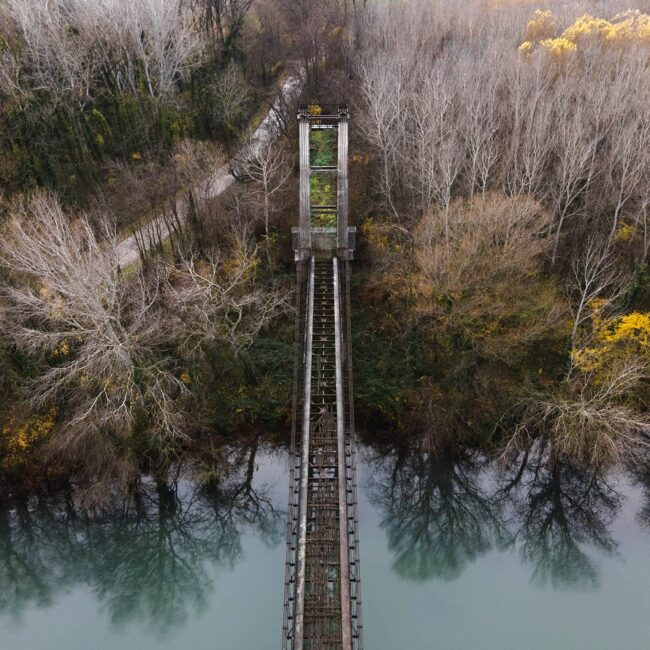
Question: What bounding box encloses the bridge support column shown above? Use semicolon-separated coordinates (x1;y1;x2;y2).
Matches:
337;106;349;258
297;107;311;261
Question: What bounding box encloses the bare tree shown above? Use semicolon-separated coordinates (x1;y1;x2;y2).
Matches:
0;13;28;110
414;193;564;362
7;0;98;108
166;248;290;354
6;0;201;104
406;68;465;236
567;237;629;345
634;189;650;261
355;0;650;260
190;0;252;53
0;192;288;463
513;360;650;467
415;193;554;303
503;61;554;201
357;52;407;222
125;0;201;99
548;100;600;264
0;192;189;445
461;54;501;197
232;137;291;267
215;61;250;132
603;116;650;244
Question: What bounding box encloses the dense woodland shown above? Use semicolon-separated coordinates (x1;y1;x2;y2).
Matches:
1;0;650;506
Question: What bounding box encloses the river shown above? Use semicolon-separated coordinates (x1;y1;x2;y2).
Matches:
1;439;649;649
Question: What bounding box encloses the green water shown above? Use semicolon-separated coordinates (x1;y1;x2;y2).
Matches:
1;441;649;649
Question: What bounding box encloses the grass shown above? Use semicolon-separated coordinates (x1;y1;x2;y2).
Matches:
310;172;337;205
310;129;337;167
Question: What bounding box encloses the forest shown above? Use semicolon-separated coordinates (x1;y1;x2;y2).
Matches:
1;0;650;509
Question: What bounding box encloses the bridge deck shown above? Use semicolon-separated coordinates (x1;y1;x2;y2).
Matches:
283;257;362;650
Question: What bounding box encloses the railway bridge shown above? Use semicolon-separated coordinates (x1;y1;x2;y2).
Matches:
282;106;363;650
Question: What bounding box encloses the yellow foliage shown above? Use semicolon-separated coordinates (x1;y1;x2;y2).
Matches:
524;10;558;43
606;20;633;42
518;40;535;55
588;298;609;315
601;313;650;345
540;37;577;56
613;222;635;243
519;10;650;54
307;103;323;127
52;340;70;358
180;369;192;385
607;10;650;42
39;285;65;320
51;295;64;319
562;14;613;42
361;217;391;252
131;152;142;161
560;12;650;44
572;311;650;374
2;408;57;461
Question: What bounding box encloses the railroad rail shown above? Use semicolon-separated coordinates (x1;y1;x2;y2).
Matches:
282;107;362;650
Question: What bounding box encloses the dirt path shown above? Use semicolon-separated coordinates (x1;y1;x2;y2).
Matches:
115;74;302;268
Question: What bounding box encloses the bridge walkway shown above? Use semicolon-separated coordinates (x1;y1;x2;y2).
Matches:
282;105;362;650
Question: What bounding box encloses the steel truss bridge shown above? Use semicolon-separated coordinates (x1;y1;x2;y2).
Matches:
282;106;363;650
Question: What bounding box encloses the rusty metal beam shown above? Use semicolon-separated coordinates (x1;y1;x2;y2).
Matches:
293;256;315;646
334;257;352;650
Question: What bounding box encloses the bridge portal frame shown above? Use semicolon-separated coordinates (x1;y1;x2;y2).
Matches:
293;105;355;263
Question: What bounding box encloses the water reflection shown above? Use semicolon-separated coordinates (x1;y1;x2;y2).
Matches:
367;440;622;589
627;452;650;531
0;440;283;634
0;497;64;619
498;443;621;590
366;444;504;582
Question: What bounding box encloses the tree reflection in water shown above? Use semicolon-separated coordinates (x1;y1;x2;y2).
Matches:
367;439;622;589
497;441;621;590
0;439;283;634
627;450;650;531
366;443;505;582
0;496;65;619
